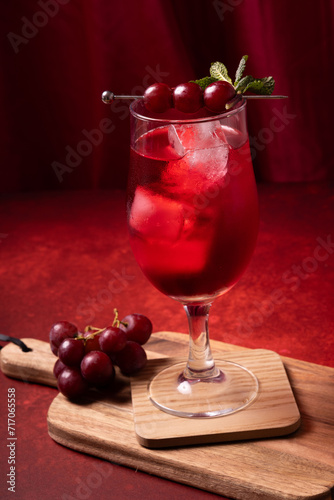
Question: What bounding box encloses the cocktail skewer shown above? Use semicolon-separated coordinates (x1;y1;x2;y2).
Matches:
238;95;288;99
101;90;287;105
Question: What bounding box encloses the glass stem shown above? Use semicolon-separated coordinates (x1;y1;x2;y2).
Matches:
183;303;219;379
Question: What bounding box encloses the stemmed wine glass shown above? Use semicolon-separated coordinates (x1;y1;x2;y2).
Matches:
127;98;259;418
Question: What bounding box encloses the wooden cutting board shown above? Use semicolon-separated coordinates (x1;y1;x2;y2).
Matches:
1;332;334;500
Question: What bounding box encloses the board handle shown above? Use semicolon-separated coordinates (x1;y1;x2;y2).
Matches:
0;338;57;387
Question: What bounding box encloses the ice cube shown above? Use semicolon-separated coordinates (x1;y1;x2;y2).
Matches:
129;186;184;242
162;140;229;197
137;212;215;276
168;125;186;158
168;120;227;154
187;143;229;179
130;188;218;277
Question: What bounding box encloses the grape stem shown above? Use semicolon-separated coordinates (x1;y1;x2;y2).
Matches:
112;308;120;327
76;309;124;343
77;326;104;342
112;308;127;328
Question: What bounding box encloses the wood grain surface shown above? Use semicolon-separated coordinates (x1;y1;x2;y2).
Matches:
1;333;334;499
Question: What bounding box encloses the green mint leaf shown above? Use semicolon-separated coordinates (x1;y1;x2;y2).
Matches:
234;55;248;85
190;76;218;90
246;76;275;95
235;75;255;93
237;76;275;95
210;61;232;84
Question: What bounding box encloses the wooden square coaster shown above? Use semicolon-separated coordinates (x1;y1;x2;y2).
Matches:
130;349;301;448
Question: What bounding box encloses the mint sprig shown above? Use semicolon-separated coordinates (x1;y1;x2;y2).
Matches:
191;55;275;97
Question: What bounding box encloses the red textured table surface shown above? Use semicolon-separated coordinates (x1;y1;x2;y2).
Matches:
0;182;333;500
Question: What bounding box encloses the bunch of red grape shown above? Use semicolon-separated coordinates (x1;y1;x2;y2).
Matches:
50;310;152;400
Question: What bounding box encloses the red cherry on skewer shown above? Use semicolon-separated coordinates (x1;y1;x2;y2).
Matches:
203;81;236;113
143;83;173;113
173;82;203;113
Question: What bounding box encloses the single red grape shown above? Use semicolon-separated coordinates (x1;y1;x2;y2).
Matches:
57;367;88;399
58;338;85;367
120;313;152;345
203;81;236;113
83;331;102;354
99;326;127;354
53;358;67;379
80;351;114;386
114;341;147;376
143;83;173;113
173;82;203;113
49;321;78;356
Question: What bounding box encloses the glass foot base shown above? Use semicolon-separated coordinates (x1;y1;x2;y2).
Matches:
149;360;259;418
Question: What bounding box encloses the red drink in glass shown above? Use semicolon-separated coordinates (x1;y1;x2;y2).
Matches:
128;120;258;303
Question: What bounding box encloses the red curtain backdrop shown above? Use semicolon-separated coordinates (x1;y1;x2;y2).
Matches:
1;0;333;193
